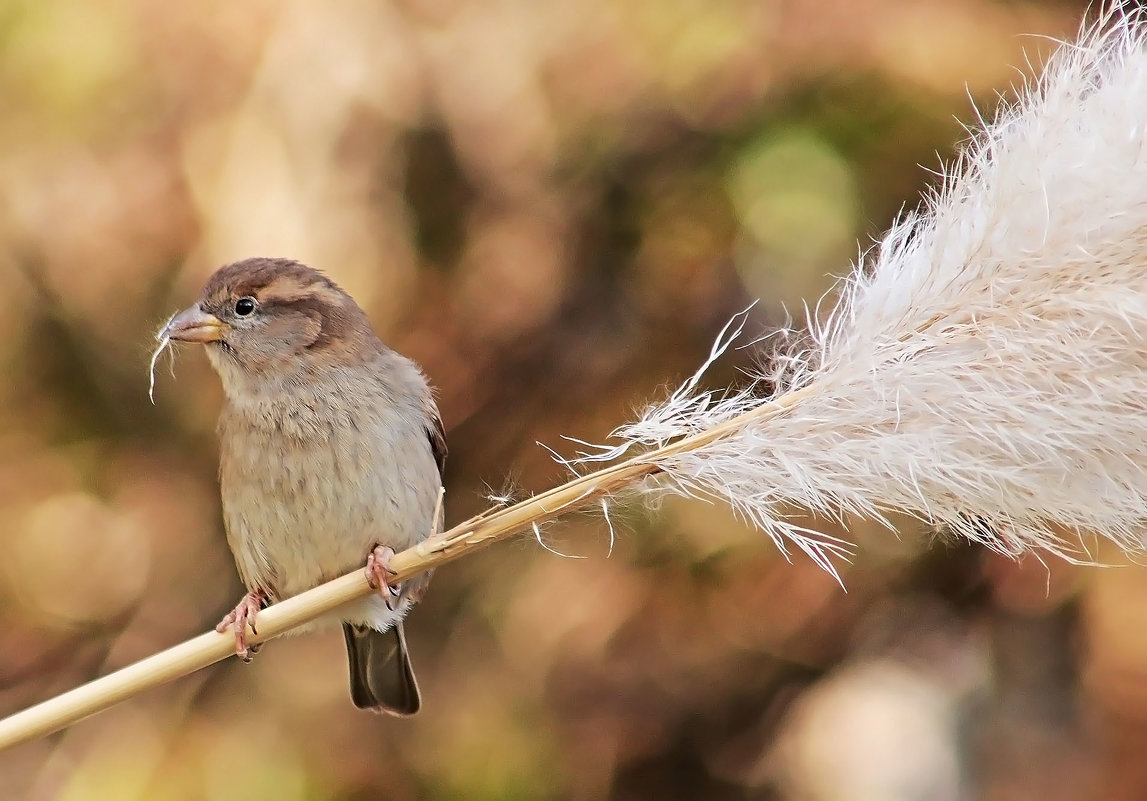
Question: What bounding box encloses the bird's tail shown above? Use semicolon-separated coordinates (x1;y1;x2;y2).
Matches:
342;622;421;715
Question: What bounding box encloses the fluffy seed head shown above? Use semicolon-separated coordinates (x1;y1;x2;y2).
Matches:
570;8;1147;578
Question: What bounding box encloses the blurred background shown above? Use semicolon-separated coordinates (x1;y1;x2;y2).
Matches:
0;0;1141;798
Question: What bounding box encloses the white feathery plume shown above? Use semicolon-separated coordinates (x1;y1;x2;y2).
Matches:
568;7;1147;579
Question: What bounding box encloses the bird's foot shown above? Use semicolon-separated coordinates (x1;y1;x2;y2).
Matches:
217;589;267;662
365;545;401;610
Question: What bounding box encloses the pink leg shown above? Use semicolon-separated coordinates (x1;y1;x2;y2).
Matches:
365;545;400;608
216;589;266;662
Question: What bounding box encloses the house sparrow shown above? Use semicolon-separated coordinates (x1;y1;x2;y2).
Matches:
162;257;446;715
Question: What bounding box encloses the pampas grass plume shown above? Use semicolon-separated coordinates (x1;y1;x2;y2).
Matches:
571;7;1147;578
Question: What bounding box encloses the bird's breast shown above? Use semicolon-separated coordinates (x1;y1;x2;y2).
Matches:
216;389;439;607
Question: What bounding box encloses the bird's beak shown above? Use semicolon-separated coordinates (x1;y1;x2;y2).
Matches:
164;305;227;343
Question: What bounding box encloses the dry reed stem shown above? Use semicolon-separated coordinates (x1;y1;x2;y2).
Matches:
0;387;808;751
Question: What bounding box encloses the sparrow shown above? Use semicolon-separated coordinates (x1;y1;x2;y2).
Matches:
162;257;446;715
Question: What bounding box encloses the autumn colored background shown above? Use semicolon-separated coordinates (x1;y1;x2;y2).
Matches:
1;1;1142;799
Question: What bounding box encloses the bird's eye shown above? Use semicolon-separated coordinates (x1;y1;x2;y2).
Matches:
234;297;257;317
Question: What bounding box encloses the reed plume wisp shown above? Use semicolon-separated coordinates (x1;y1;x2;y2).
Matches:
572;7;1147;575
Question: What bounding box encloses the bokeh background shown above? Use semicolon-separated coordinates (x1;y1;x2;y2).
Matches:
0;0;1142;799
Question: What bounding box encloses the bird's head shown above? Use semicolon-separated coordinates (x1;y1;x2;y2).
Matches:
163;258;375;394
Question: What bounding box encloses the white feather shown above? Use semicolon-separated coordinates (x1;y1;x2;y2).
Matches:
568;8;1147;579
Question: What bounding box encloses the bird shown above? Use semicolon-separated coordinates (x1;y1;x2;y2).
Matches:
161;257;446;715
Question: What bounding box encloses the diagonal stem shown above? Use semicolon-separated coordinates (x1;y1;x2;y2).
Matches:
0;385;810;751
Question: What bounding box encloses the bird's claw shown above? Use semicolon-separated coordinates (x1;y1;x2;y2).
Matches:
217;590;266;661
365;545;401;608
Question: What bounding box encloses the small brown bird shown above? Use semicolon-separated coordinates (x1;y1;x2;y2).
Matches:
163;257;445;715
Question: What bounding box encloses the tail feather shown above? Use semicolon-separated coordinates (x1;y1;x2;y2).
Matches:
342;622;421;715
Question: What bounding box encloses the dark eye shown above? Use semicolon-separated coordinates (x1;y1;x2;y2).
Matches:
234;297;257;317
